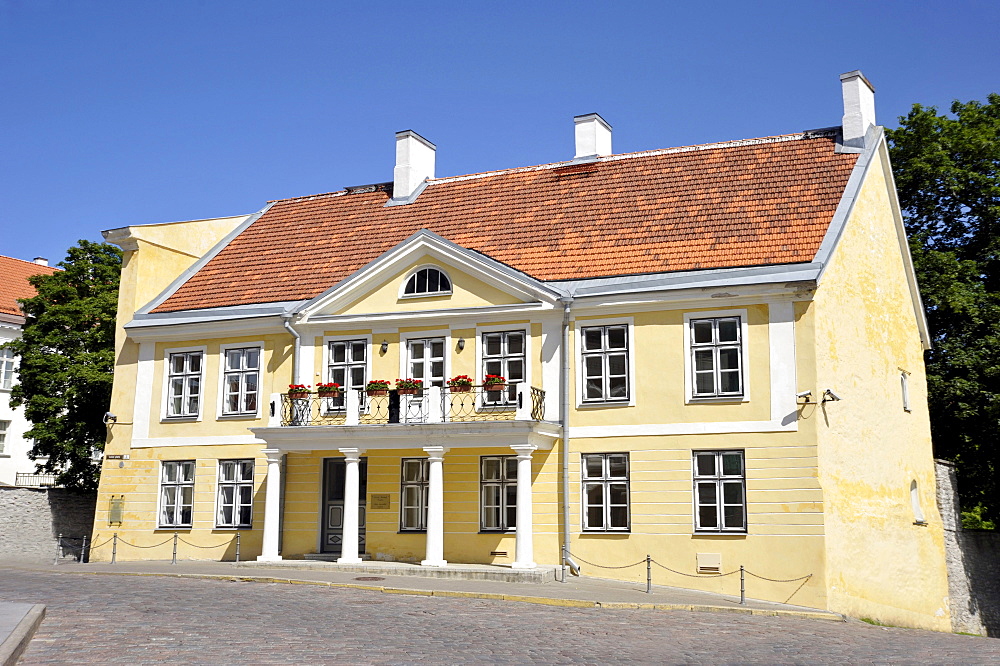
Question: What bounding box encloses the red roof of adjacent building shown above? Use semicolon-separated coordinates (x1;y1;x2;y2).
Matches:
0;256;59;318
153;132;859;313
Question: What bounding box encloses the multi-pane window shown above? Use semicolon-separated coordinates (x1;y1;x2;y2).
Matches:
1;348;14;389
0;420;9;454
581;325;629;402
167;352;203;417
581;453;629;531
216;459;253;528
690;317;743;398
482;331;525;403
400;458;429;531
481;456;517;531
222;348;260;415
403;267;451;296
159;460;195;527
693;450;746;532
407;338;445;388
327;340;367;409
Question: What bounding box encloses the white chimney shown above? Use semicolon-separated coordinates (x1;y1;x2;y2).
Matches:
840;70;876;149
574;113;612;159
392;130;436;202
33;257;48;266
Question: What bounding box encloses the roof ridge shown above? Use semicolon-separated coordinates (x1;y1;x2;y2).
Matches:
0;254;59;269
266;190;350;205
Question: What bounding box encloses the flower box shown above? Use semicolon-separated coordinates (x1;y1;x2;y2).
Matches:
395;378;423;394
365;380;391;397
447;375;473;392
366;389;388;397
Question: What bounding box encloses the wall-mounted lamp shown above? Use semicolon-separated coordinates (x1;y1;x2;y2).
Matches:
457;337;465;351
103;412;118;425
380;340;389;354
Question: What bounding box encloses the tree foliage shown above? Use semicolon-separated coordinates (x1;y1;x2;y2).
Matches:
887;94;1000;523
3;240;121;490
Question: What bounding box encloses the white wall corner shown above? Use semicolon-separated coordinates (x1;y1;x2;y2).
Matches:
392;130;436;202
574;113;612;159
841;70;876;149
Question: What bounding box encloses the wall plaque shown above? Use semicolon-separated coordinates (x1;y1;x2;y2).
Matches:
370;494;391;510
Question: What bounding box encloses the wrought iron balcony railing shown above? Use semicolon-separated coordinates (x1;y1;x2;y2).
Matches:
277;385;546;427
15;472;59;487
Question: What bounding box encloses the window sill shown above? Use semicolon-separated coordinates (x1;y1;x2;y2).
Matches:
155;527;192;531
217;413;261;421
161;416;200;423
213;526;252;531
479;530;516;535
397;530;427;535
687;396;748;404
692;531;747;537
577;400;633;409
580;530;631;535
399;292;452;300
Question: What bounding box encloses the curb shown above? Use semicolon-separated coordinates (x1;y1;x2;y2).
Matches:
52;569;846;623
0;604;45;666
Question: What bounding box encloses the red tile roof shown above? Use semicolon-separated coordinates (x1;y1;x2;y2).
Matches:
154;132;859;313
0;256;59;318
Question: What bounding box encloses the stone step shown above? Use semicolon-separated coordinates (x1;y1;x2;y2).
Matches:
235;559;556;583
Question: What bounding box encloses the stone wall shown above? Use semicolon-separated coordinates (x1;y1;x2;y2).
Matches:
0;487;97;562
935;460;1000;636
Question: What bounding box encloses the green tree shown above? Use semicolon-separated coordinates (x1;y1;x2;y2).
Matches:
887;94;1000;524
3;240;121;490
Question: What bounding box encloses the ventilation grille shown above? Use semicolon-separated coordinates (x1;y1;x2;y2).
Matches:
696;552;721;574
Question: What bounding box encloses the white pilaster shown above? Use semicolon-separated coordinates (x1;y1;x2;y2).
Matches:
257;449;284;562
267;392;282;427
421;446;449;567
425;386;443;423
514;383;531;420
338;447;365;564
510;445;537;569
345;389;360;426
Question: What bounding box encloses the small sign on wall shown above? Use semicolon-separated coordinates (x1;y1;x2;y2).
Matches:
370;494;391;510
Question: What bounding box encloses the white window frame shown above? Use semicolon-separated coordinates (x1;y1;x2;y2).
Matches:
216;342;264;419
323;335;372;412
683;310;750;403
575;318;635;407
158;460;196;528
476;324;531;407
161;346;207;421
581;452;630;532
692;450;747;534
0;347;15;390
400;458;429;532
0;419;10;454
398;329;451;387
480;455;518;532
215;459;254;529
399;265;453;299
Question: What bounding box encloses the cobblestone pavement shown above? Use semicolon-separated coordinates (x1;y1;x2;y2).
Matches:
2;569;997;664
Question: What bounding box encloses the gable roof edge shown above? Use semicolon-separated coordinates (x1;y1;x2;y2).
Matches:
133;203;275;315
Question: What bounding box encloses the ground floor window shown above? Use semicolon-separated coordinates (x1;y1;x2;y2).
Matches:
400;458;429;531
693;450;746;532
581;453;629;531
481;456;517;531
216;459;254;528
159;460;195;527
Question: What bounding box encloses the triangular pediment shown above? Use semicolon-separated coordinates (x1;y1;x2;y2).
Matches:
298;230;563;321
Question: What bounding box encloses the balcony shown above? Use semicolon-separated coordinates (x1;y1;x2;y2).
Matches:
279;385;545;427
252;384;560;452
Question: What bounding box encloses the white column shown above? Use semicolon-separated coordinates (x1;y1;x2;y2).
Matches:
511;445;537;569
421;446;449;567
337;447;365;564
257;449;284;562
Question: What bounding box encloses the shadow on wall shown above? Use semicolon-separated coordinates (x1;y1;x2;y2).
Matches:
0;487;96;562
49;489;98;560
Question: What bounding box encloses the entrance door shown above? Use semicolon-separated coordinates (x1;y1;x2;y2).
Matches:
321;458;367;555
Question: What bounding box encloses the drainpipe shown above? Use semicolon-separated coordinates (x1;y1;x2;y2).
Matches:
559;296;581;577
282;314;302;385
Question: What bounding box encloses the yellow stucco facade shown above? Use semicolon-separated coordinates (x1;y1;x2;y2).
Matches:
91;133;951;631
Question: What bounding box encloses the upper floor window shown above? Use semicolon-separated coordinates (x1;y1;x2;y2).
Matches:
402;267;451;297
581;325;629;403
690;317;743;398
222;347;260;415
0;420;9;453
0;348;14;390
327;339;367;409
167;351;203;418
482;330;525;404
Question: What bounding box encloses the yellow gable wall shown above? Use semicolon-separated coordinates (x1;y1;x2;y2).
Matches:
812;148;950;631
334;257;525;316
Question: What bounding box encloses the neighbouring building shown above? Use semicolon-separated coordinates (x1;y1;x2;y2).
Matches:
91;71;953;630
0;255;59;487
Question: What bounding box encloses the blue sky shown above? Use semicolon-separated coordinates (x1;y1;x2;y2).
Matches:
1;0;998;265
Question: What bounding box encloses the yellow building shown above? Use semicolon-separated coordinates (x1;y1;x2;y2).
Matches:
92;71;952;630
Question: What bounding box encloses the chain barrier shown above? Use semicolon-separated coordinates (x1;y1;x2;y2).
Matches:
744;570;813;583
650;559;740;577
564;550;646;570
177;537;232;549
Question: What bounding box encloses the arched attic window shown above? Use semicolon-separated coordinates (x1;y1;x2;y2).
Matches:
402;266;452;297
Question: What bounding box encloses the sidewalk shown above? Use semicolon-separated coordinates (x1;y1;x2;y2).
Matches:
6;559;843;622
0;602;45;666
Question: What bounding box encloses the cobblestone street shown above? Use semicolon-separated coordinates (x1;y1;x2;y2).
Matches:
2;568;997;664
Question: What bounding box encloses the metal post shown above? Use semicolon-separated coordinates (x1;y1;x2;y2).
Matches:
112;533;117;564
235;532;241;563
560;545;566;583
740;565;746;605
172;532;178;565
80;534;88;563
646;554;652;594
54;533;62;565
